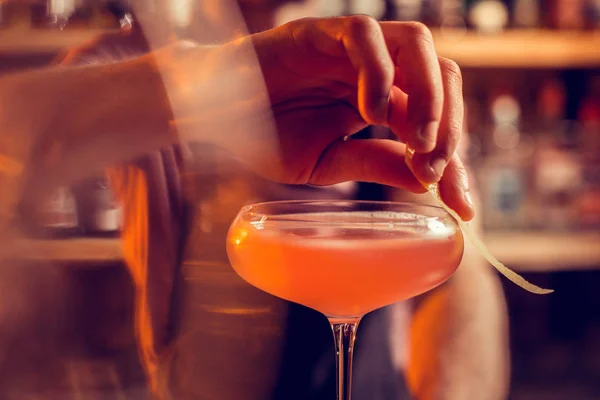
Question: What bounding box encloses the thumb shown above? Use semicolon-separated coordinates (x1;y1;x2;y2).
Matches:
308;138;426;193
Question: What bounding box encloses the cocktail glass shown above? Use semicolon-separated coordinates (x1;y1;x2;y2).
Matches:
226;200;464;400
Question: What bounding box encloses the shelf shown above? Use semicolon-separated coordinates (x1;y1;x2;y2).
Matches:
14;237;123;265
2;27;600;69
0;28;116;54
11;231;600;272
432;29;600;68
485;231;600;272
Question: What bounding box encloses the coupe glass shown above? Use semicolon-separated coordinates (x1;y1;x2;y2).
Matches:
226;200;464;400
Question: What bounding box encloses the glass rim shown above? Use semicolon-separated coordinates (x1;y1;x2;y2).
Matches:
236;199;459;235
239;199;450;217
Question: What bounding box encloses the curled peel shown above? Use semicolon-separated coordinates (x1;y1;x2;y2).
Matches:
405;148;553;295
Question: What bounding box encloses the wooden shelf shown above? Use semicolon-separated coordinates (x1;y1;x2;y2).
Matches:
11;231;600;272
432;29;600;68
1;27;599;69
0;28;116;54
14;237;123;265
485;231;600;272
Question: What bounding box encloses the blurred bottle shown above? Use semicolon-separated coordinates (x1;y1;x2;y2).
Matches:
31;0;76;29
463;97;484;162
578;74;600;149
382;0;423;21
46;0;76;28
479;91;533;230
441;0;467;30
0;1;8;28
421;0;441;25
545;0;585;30
33;186;81;238
576;75;600;229
512;0;540;29
421;0;466;28
585;0;600;29
73;175;122;237
468;0;509;33
532;79;582;230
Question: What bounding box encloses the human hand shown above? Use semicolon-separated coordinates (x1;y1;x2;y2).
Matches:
185;16;473;220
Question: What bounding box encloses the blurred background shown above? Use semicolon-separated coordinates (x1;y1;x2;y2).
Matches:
1;0;599;399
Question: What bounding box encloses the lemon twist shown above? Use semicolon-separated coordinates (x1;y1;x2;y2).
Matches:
405;148;553;295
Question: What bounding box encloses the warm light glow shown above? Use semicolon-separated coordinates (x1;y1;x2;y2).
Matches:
0;153;24;175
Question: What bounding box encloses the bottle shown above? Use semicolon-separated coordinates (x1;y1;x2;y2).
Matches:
576;75;600;229
468;0;509;33
31;0;76;29
512;0;540;29
0;1;8;29
532;79;582;230
36;186;81;238
421;0;442;25
383;0;423;21
478;92;533;230
545;0;585;30
47;0;76;28
73;176;122;237
585;0;600;29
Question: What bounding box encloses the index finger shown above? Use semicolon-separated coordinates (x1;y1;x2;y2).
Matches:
380;22;444;153
304;15;396;125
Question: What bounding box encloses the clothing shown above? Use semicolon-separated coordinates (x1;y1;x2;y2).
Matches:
61;30;411;400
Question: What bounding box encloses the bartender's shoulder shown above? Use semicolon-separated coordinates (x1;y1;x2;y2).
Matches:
58;29;149;66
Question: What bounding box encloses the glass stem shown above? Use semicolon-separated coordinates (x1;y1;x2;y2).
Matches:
330;318;361;400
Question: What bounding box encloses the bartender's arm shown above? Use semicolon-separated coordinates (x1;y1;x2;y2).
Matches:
390;181;510;400
0;51;173;207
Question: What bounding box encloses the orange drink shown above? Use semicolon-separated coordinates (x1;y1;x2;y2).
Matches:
226;201;464;400
227;210;463;318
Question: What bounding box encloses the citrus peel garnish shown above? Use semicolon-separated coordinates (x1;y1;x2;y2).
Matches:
405;148;553;295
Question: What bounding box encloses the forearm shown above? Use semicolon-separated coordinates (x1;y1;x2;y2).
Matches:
404;251;510;400
388;174;509;399
399;188;509;400
0;53;176;242
0;55;173;188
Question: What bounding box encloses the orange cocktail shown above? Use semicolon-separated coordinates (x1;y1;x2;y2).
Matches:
226;201;464;400
228;210;463;319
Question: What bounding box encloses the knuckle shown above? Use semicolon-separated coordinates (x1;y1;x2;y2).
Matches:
283;17;318;40
284;17;311;36
437;118;463;159
448;120;463;141
403;22;434;45
286;16;317;28
345;14;379;38
439;57;463;87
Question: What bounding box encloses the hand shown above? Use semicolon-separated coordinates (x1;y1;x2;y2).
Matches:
181;17;474;220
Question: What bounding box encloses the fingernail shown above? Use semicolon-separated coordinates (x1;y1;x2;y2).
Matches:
464;190;474;208
429;157;447;179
